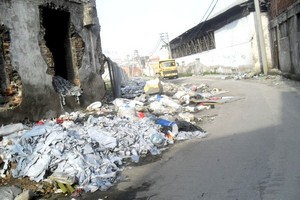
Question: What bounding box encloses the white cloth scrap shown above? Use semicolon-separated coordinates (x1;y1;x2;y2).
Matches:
0;113;206;192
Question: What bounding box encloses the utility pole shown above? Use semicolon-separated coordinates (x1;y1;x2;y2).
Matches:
254;0;268;75
160;33;172;59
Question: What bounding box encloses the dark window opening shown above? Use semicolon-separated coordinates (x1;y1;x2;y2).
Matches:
297;13;300;33
171;32;215;59
40;6;72;81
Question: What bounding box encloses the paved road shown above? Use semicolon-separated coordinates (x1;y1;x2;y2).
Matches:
107;76;300;200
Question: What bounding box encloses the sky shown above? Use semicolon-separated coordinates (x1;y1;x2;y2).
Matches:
96;0;239;59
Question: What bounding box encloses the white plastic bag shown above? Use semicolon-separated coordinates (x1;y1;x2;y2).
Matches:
0;123;25;137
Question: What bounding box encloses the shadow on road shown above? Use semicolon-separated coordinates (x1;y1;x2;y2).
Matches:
47;76;300;200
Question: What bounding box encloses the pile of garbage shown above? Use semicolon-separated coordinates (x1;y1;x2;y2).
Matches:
120;78;146;99
0;111;206;192
0;77;238;197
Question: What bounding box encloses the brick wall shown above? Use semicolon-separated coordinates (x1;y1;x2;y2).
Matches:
0;26;12;95
270;0;298;18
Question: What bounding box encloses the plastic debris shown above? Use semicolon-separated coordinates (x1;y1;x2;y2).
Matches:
176;119;205;133
150;132;166;147
0;112;206;193
0;186;22;200
0;123;26;137
52;76;82;107
131;149;140;163
176;131;207;141
49;173;75;194
113;98;143;120
178;113;195;122
121;78;146;99
14;190;34;200
0;77;243;195
160;82;179;96
159;96;182;111
144;78;163;95
86;101;102;111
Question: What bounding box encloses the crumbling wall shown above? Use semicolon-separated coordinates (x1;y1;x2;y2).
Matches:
0;0;106;124
269;1;300;75
0;23;22;110
0;25;10;99
269;0;298;18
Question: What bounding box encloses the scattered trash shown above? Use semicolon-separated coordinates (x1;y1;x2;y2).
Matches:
221;73;252;80
0;123;27;137
0;186;22;200
14;190;34;200
86;101;102;111
48;172;76;189
137;112;145;119
52;76;83;108
0;112;206;193
113;98;144;120
0;77;243;197
131;149;140;163
178;113;195;122
159;95;182;111
161;82;180;96
176;119;205;133
150;132;166;147
144;78;163;95
176;131;207;141
121;78;146;99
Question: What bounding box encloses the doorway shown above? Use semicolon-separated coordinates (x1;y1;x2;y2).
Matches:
40;5;74;81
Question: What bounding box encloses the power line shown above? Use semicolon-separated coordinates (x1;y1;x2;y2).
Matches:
160;33;172;59
205;0;218;22
198;0;218;32
149;38;162;56
199;0;217;24
189;0;218;41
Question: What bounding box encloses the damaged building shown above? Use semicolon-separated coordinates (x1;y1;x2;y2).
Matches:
0;0;106;124
269;0;300;77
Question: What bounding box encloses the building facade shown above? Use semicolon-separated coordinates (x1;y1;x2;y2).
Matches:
0;0;106;124
269;0;300;75
170;0;272;75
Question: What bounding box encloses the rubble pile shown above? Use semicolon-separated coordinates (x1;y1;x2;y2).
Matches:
0;77;239;198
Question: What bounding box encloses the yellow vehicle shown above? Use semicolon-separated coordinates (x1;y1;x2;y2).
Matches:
155;59;178;78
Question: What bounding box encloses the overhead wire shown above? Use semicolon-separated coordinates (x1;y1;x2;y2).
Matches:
204;0;219;24
199;0;217;24
198;0;218;39
149;37;162;56
155;0;219;57
180;0;218;49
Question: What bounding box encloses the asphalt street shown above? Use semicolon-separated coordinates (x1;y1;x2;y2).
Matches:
111;76;300;200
